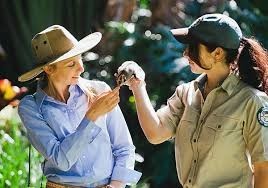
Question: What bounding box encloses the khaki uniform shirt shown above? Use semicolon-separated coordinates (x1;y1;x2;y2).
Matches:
157;73;268;188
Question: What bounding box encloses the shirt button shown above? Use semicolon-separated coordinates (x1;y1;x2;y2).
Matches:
90;129;95;133
217;125;221;129
194;160;197;163
193;139;197;143
189;179;191;183
83;155;86;159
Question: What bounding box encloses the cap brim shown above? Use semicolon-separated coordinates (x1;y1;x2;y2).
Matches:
18;32;102;82
171;28;191;44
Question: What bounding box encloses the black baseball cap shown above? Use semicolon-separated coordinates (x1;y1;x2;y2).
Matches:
171;13;242;49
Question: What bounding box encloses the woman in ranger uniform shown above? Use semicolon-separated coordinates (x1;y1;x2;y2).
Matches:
117;13;268;187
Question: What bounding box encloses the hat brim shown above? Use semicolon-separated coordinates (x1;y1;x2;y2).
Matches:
18;32;102;82
171;28;191;44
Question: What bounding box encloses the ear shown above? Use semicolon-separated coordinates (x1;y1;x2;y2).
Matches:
213;47;225;62
43;65;55;75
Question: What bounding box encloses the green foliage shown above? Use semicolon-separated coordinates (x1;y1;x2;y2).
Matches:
226;0;268;48
139;0;150;9
0;106;44;187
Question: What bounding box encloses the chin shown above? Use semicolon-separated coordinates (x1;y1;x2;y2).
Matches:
71;81;79;85
70;79;79;85
191;69;203;74
189;64;204;74
190;67;200;74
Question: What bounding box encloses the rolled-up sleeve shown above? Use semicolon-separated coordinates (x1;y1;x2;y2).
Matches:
156;85;185;135
244;94;268;163
18;96;101;171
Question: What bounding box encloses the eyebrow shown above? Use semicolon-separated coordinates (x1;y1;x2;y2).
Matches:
63;55;82;65
63;60;74;65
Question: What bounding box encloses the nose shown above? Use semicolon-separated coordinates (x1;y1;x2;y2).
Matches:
77;60;84;73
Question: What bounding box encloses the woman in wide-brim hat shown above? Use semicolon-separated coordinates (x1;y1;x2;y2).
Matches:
18;25;141;188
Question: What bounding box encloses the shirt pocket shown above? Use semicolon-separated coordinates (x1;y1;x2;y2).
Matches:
205;115;244;159
205;115;242;132
177;107;200;145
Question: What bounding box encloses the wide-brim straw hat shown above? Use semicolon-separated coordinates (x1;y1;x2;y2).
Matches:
18;25;102;82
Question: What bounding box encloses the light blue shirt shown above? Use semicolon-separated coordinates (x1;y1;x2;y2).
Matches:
18;78;141;187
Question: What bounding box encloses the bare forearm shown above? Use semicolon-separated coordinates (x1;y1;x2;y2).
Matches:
132;84;171;144
116;61;172;143
253;162;268;188
109;180;125;188
254;175;268;188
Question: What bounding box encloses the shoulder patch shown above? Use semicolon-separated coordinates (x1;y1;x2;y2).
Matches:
257;107;268;127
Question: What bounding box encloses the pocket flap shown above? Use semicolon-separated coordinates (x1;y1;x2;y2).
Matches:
205;114;241;131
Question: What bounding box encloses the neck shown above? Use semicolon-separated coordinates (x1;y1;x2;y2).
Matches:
204;64;230;97
45;81;70;103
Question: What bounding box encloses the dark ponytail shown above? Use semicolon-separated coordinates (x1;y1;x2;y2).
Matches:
237;37;268;94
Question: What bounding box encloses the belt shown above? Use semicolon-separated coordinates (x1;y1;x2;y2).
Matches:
46;181;83;188
46;181;106;188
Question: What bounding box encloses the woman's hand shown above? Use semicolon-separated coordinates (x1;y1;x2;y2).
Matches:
85;87;120;121
101;180;125;188
116;61;146;91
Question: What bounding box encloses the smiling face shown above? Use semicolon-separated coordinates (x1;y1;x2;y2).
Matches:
44;55;85;87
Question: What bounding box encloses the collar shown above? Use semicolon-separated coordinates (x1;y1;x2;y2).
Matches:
193;73;240;96
34;78;86;111
34;85;47;112
193;73;207;91
220;73;240;96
